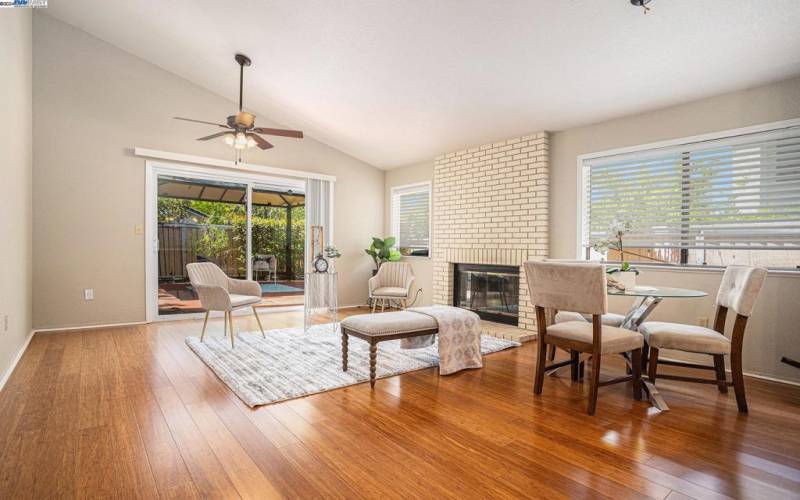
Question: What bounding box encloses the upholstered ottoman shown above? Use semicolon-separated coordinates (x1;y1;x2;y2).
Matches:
340;311;439;388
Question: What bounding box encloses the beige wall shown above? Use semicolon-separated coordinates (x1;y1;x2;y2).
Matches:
384;161;434;306
550;76;800;383
0;10;33;384
32;14;384;329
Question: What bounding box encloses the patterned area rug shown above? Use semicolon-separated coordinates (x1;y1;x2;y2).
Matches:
186;323;520;407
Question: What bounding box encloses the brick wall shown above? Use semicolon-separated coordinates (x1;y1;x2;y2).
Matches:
432;132;549;331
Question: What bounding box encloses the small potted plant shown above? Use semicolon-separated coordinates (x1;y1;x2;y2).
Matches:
324;245;341;272
365;236;401;274
592;218;639;290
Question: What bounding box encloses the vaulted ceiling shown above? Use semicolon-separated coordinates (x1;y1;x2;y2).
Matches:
45;0;800;168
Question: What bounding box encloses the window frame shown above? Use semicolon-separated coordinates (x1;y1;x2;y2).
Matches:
390;180;432;259
576;118;800;272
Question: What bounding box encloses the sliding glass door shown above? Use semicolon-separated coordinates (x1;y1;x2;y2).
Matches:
154;172;305;316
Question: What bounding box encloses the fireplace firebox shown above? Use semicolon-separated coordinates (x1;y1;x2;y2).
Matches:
453;263;519;325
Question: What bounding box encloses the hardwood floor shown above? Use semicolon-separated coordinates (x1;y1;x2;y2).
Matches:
2;307;800;499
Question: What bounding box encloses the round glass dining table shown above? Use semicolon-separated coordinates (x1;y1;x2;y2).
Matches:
608;284;708;411
608;285;707;331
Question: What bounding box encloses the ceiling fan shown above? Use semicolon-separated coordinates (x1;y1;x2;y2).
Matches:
174;54;303;151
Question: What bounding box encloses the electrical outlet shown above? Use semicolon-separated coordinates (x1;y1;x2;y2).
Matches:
697;317;709;328
84;288;94;301
134;224;144;235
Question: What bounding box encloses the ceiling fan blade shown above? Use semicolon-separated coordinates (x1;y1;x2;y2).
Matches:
197;131;230;141
174;116;230;128
249;134;274;150
252;127;304;139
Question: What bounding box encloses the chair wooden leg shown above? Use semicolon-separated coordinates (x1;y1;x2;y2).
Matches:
641;340;650;373
631;348;642;401
533;339;547;395
371;298;377;314
587;353;601;415
731;351;748;413
547;344;556;361
648;347;659;382
713;354;728;394
200;311;209;342
570;350;579;382
381;298;385;312
228;311;235;349
223;312;228;337
252;307;265;338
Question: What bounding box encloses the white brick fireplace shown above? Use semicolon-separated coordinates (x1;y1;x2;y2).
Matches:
432;132;549;332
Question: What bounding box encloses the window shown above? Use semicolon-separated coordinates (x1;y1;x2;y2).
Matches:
581;122;800;270
391;182;431;257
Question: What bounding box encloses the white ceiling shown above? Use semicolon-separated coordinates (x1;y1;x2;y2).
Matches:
45;0;800;169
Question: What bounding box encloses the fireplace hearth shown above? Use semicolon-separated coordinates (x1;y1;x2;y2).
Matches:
453;264;519;325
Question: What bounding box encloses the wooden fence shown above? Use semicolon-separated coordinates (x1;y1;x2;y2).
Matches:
158;223;243;280
158;222;305;280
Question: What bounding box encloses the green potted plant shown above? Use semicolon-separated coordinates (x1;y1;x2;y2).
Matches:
365;236;401;273
592;218;639;289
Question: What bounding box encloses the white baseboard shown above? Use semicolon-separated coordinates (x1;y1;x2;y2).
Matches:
33;320;148;334
0;329;35;392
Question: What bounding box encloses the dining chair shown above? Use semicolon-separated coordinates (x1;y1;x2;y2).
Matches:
640;265;767;413
549;310;626;362
186;262;265;348
524;261;644;415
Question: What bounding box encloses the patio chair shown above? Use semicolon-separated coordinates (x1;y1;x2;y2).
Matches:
186;262;265;348
253;254;277;283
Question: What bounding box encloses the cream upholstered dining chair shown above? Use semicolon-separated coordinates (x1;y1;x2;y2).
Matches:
641;265;767;413
186;262;265;348
524;261;644;415
368;261;415;312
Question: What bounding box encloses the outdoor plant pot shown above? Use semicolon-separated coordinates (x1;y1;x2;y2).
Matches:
611;270;637;290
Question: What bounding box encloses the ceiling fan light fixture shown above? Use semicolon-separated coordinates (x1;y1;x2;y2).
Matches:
630;0;653;13
223;133;235;146
234;111;256;128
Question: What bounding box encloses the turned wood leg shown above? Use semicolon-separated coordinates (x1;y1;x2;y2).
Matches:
587;353;601;415
341;330;349;372
369;341;378;388
547;344;556;361
533;339;547;395
713;354;728;394
200;311;209;342
731;351;748;413
648;347;659;382
631;348;642;401
252;307;265;338
228;311;235;349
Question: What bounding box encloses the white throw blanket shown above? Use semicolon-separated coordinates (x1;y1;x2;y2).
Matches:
401;306;483;375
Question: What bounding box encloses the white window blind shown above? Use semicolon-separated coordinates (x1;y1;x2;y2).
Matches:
391;183;431;255
583;125;800;251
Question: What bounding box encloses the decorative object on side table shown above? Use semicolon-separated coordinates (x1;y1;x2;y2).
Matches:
592;218;639;290
304;271;338;333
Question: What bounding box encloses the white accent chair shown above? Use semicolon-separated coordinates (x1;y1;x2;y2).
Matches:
640;265;767;413
368;262;415;313
524;261;644;415
186;262;265;348
253;254;277;283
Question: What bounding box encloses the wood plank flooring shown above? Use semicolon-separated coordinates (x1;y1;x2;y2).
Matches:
1;307;799;499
